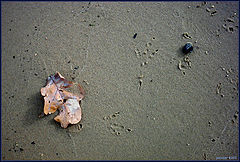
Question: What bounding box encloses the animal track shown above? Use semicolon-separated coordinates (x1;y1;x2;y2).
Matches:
109;123;125;136
103;111;120;120
103;112;133;136
67;123;83;133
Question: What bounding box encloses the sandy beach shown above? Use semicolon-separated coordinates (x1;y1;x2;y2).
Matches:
1;1;239;160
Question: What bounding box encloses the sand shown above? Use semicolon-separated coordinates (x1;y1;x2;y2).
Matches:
1;1;239;160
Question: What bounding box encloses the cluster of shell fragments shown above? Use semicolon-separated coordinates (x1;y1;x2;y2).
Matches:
41;72;85;128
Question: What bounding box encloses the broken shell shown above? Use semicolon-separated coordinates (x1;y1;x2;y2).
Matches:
210;10;217;16
41;72;74;115
41;72;84;128
54;98;82;128
138;75;144;79
183;32;192;39
206;8;211;12
83;80;89;85
227;18;234;23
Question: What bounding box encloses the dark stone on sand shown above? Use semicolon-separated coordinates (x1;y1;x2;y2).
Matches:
182;43;193;54
133;33;137;39
74;66;79;70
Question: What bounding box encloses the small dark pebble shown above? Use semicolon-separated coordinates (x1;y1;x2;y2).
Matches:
228;26;234;32
34;73;38;76
150;79;153;82
133;33;137;39
68;61;71;63
56;153;59;156
27;34;29;37
20;148;24;151
127;128;132;132
211;139;216;142
14;131;16;133
211;11;217;16
43;68;46;70
234;112;238;119
13;56;15;59
8;149;11;151
31;141;35;145
9;29;12;31
74;66;79;70
182;43;193;54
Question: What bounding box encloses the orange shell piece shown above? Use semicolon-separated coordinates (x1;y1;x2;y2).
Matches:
41;72;84;128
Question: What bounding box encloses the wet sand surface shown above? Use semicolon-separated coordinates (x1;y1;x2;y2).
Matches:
1;1;239;160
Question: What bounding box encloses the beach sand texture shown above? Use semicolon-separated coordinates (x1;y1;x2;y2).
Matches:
2;1;239;160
